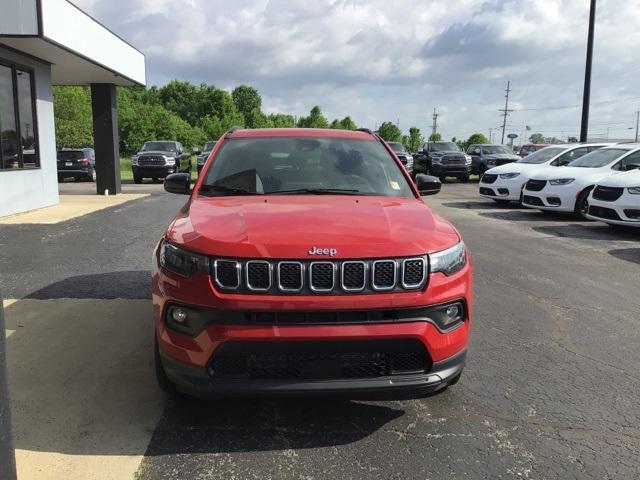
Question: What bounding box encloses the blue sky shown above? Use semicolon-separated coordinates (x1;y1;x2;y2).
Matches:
76;0;640;142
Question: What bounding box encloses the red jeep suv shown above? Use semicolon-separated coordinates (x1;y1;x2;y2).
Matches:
152;128;472;398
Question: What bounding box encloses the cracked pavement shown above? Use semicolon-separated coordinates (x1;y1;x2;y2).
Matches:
2;181;639;479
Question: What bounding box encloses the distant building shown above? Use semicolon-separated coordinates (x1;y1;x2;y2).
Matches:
0;0;146;217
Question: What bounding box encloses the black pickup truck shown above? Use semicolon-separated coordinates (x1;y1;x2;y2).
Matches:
413;141;471;182
131;141;191;184
467;144;520;176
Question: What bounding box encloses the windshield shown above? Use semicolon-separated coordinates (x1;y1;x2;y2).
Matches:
141;141;176;152
203;141;217;152
431;142;460;152
388;142;407;153
518;146;567;164
201;137;414;197
568;148;628;168
482;145;512;155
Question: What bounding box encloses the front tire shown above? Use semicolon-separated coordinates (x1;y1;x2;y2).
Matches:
575;189;591;219
133;175;143;184
458;175;470;183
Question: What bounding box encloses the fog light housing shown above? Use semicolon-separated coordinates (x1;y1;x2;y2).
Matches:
547;197;561;206
427;301;466;330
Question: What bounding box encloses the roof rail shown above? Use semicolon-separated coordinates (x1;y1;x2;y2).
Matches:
356;128;373;135
227;126;243;133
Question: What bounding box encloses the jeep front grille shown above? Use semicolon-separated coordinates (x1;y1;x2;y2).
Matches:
212;256;427;295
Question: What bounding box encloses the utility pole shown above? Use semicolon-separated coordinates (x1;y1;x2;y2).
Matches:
431;108;439;136
499;81;513;144
580;0;597;142
635;110;639;142
489;127;493;143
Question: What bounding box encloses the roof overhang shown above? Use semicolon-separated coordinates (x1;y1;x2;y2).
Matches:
0;0;146;86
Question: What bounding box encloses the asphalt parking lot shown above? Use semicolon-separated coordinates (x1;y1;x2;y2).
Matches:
2;180;639;479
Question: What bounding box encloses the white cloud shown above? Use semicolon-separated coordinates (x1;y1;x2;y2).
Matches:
74;0;640;141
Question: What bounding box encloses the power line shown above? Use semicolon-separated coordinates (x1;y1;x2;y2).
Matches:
499;81;513;144
512;95;640;112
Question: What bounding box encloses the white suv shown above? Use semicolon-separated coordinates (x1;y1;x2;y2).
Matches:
522;144;640;216
479;144;609;203
586;168;640;227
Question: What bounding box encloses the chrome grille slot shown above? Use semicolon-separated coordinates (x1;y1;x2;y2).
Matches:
341;261;366;292
309;262;335;292
372;260;396;290
214;260;240;289
278;262;304;292
246;261;271;291
402;258;426;289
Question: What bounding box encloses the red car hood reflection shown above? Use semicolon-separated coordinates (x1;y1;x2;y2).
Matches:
167;195;460;259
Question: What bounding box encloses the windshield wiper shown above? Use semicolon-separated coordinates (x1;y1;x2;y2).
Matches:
264;188;361;195
199;184;260;196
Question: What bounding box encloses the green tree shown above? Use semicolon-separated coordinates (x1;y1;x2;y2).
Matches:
338;116;357;130
377;122;402;142
428;132;442;142
298;106;329;128
407;127;423;152
267;113;296;128
232;85;262;126
157;80;200;125
53;86;93;148
529;133;545;143
466;133;489;145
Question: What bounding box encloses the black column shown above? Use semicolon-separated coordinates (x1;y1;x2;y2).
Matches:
0;294;17;480
90;84;121;195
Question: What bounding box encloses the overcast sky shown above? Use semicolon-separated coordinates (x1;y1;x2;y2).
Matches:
75;0;640;142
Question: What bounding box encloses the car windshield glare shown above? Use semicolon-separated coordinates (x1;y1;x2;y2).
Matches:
431;142;460;152
518;147;567;164
568;148;628;168
201;137;414;197
142;142;176;152
482;145;512;155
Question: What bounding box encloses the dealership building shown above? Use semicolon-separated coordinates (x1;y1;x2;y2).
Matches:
0;0;145;218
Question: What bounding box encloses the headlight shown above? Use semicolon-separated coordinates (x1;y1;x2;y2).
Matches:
430;241;467;276
131;155;138;166
197;156;205;165
549;178;575;185
628;187;640;194
465;154;472;165
159;240;210;277
486;159;496;166
431;155;443;164
165;156;176;165
406;155;413;161
499;173;520;179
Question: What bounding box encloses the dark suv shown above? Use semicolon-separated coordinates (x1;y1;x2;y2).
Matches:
467;144;520;176
57;148;96;182
414;141;471;182
131;141;191;184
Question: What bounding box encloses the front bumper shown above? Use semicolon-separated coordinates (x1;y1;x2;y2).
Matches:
160;346;466;398
586;194;640;226
430;164;471;177
479;176;527;201
152;250;472;398
133;165;176;178
521;184;578;212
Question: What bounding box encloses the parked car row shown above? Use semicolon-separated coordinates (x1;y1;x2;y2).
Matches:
478;143;640;227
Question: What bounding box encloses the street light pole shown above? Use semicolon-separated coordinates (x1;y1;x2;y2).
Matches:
580;0;597;142
635;110;639;143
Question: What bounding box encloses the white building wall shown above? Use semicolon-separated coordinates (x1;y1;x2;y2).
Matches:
0;46;58;218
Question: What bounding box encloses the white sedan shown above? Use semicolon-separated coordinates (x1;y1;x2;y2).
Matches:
522;144;640;216
586;168;640;226
479;143;610;203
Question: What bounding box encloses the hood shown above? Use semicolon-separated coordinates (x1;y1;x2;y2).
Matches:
432;150;462;155
137;150;175;156
484;154;520;161
530;166;612;181
167;196;460;259
486;162;554;175
597;169;640;187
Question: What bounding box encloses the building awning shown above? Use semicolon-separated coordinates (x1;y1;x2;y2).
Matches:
0;0;145;86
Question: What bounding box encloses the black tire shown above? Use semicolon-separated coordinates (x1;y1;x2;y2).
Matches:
152;177;160;184
478;165;486;177
74;176;82;182
458;175;470;183
155;338;177;395
574;189;591;218
133;175;143;184
88;169;96;182
439;176;447;182
57;174;63;183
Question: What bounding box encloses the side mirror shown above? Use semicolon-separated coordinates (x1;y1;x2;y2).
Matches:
164;173;191;195
415;174;441;196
